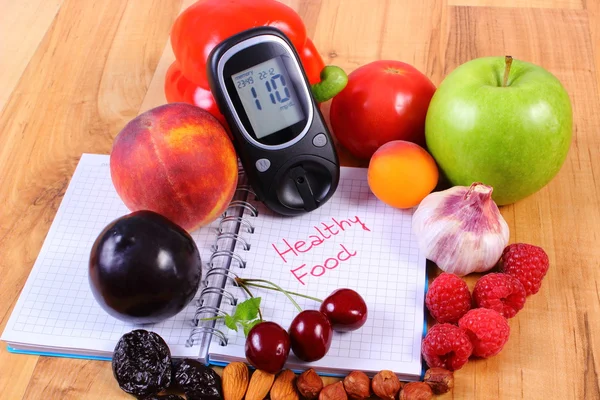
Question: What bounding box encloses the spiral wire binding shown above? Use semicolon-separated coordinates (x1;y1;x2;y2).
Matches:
204;267;241;286
192;305;229;326
198;286;238;306
211;232;251;252
187;170;256;349
218;215;254;234
227;200;259;217
187;326;228;347
208;251;246;269
236;184;258;200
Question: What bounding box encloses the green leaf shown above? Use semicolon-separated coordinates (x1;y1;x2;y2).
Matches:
233;297;261;322
242;319;261;337
224;315;238;331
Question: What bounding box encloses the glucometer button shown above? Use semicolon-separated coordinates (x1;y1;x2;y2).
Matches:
312;133;328;147
255;158;271;172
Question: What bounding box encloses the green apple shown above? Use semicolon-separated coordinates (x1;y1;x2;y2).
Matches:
424;56;572;205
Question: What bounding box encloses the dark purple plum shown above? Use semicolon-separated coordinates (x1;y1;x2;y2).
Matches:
89;210;202;324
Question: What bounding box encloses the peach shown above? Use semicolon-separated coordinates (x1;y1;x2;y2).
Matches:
110;103;238;231
367;140;439;209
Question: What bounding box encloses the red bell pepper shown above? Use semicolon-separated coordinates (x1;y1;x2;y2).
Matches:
164;60;228;130
164;0;349;129
169;0;325;88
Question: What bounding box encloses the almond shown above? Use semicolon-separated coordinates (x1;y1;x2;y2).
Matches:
246;369;275;400
319;381;348;400
271;369;300;400
222;362;249;400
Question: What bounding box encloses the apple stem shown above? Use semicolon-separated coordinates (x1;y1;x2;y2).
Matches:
503;55;513;87
235;280;264;321
236;278;305;313
241;281;324;303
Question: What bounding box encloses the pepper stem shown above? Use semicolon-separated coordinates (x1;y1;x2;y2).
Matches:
502;55;513;87
311;65;348;103
236;278;304;313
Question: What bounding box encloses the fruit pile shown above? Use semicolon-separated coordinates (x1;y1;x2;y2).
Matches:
422;243;550;371
91;0;569;396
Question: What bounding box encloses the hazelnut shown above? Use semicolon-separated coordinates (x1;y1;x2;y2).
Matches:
399;382;433;400
296;368;323;399
423;367;454;395
343;371;371;400
371;370;402;400
319;381;348;400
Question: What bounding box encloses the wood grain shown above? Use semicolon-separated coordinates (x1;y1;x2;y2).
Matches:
0;0;64;113
448;0;583;9
1;0;599;399
444;6;600;399
0;0;182;398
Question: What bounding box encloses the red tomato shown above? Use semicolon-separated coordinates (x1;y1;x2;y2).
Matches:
329;60;436;159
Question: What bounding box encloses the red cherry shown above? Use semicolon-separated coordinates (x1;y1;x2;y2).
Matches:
245;321;290;374
320;289;368;332
288;310;333;362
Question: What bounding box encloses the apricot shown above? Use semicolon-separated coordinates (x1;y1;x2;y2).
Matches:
367;140;439;209
110;103;238;231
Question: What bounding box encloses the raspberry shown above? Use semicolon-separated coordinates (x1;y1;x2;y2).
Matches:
458;308;510;358
425;273;472;324
498;243;549;296
421;323;473;371
473;273;526;318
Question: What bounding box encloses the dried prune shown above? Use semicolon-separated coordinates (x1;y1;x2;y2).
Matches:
112;329;172;397
143;395;185;400
173;358;223;400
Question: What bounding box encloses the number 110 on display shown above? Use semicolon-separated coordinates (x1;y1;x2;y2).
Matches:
233;57;298;113
237;68;290;111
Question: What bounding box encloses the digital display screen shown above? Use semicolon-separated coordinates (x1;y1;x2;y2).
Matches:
231;56;305;139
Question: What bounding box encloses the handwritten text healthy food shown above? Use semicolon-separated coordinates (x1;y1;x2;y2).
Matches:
270;216;371;285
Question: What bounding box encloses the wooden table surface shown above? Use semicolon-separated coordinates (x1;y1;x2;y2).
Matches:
1;0;599;399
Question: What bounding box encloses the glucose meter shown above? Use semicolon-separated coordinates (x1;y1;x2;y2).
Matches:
207;27;340;216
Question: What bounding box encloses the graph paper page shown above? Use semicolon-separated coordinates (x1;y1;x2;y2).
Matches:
1;154;223;358
208;167;427;377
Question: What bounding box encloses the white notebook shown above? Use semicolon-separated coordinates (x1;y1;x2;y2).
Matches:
1;153;427;380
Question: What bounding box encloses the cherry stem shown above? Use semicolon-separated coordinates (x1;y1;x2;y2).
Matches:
235;280;263;321
237;278;304;313
242;282;323;303
503;55;513;87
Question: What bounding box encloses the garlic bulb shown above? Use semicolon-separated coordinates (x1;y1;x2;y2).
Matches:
412;182;509;276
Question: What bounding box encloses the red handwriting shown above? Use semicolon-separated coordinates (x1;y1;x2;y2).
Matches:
271;216;370;263
290;244;358;285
